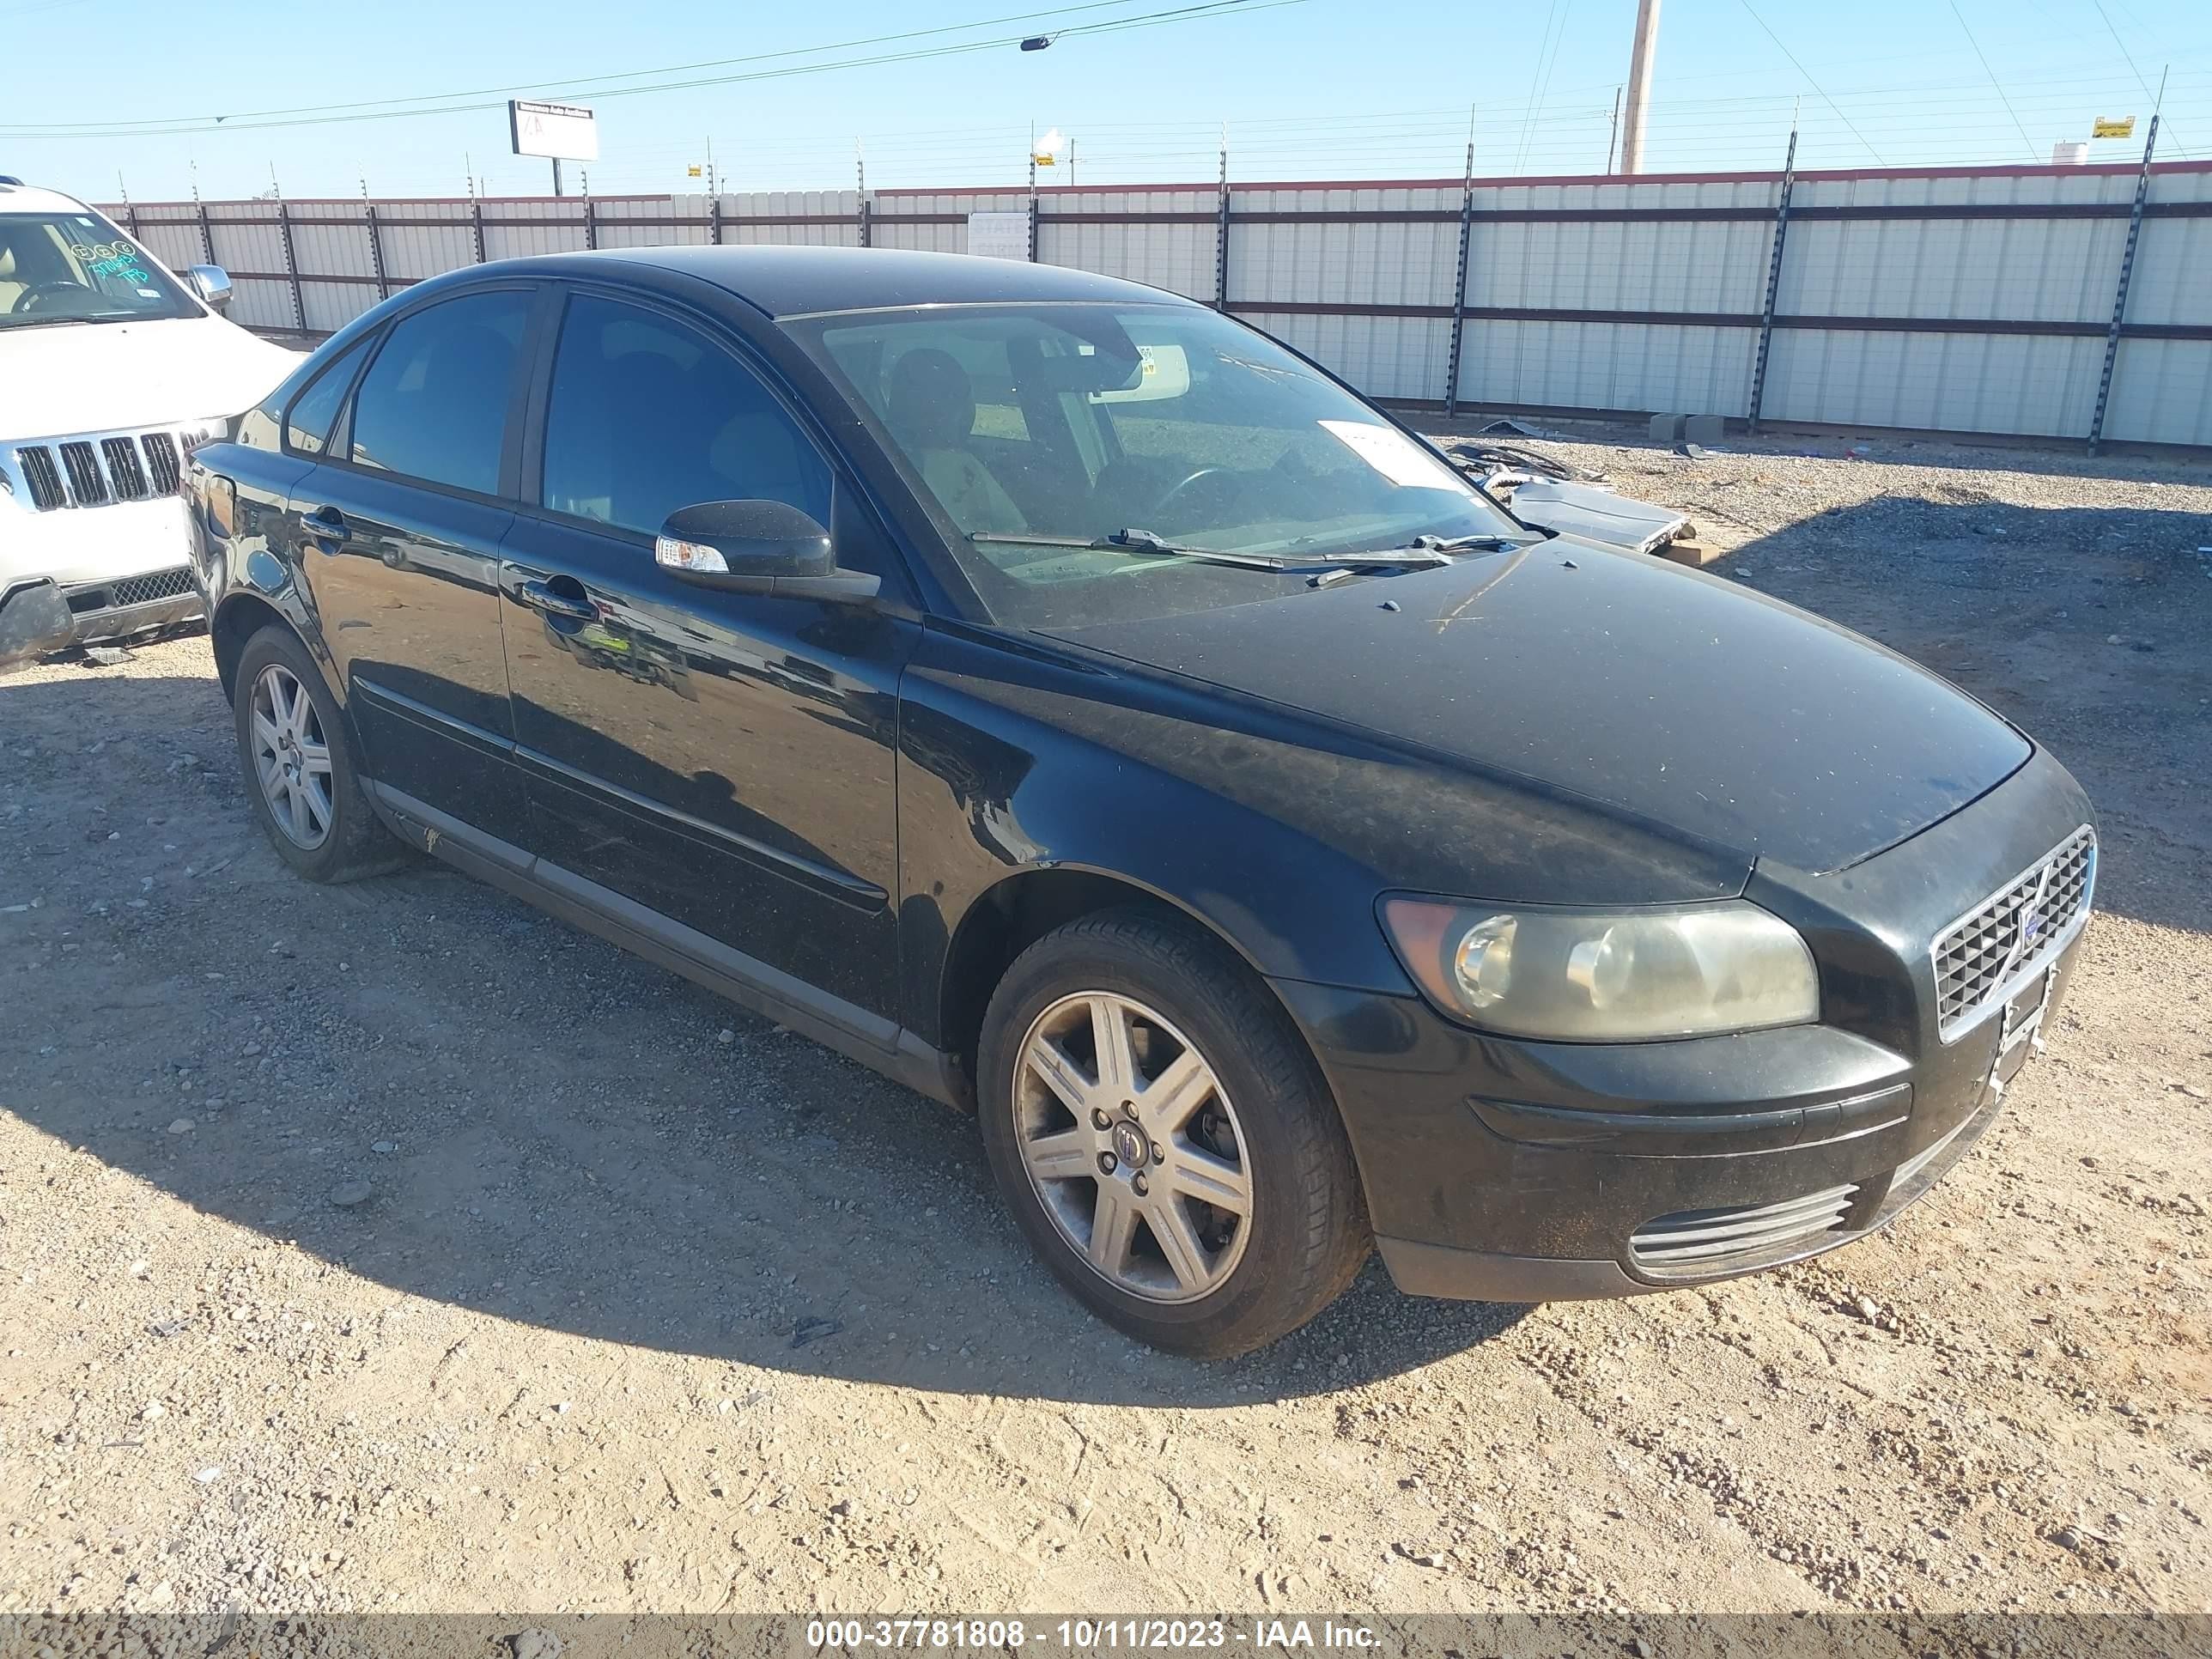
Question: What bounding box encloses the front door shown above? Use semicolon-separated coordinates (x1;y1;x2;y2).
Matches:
291;284;537;845
497;289;917;1028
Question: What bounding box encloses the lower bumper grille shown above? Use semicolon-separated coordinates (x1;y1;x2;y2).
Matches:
1630;1182;1859;1279
107;568;198;608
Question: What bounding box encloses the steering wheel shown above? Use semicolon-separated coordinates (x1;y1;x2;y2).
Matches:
11;283;89;315
1151;465;1240;521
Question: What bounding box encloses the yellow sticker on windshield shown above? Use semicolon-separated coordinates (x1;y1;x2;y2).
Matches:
1317;420;1457;489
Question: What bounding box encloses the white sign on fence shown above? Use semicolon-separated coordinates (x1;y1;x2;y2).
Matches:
509;100;599;162
965;210;1031;261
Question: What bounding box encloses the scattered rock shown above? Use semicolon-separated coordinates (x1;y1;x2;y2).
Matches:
370;1139;398;1155
166;1118;194;1134
328;1179;374;1208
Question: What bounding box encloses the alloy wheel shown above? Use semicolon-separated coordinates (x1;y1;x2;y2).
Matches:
249;663;334;850
1012;991;1254;1303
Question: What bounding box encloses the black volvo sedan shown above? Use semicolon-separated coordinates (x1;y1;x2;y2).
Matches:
185;246;2095;1357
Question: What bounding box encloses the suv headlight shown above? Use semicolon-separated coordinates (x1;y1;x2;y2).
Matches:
1380;896;1820;1042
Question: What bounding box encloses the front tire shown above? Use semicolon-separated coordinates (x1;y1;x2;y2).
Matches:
977;908;1370;1358
232;626;405;884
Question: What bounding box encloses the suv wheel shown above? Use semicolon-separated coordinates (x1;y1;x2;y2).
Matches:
977;908;1370;1358
232;626;405;883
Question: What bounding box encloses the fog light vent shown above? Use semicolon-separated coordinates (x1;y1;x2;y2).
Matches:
1629;1183;1857;1279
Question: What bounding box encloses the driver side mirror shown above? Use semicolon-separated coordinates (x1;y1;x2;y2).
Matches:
655;500;879;604
186;264;234;313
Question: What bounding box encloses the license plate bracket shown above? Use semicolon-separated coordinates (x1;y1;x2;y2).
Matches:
1985;965;2057;1099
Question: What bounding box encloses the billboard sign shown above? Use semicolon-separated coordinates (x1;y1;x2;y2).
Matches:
509;100;599;162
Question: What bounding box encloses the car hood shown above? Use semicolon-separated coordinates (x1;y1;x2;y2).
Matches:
1046;540;2032;879
0;314;301;440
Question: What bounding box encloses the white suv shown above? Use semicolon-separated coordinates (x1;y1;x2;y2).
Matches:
1;179;299;667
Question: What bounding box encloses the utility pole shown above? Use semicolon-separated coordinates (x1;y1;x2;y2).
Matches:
1619;0;1661;173
551;158;564;198
2087;71;2166;457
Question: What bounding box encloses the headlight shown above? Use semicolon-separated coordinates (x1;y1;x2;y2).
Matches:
1380;896;1820;1042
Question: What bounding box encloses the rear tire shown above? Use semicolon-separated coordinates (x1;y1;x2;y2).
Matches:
232;625;406;884
977;907;1370;1358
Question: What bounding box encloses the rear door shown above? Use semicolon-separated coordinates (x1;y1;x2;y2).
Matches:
287;284;537;845
496;286;921;1027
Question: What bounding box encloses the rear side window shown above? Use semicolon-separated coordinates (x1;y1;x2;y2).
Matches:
539;294;831;538
283;335;372;456
349;289;531;495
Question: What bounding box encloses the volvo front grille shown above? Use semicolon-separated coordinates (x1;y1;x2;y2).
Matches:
1932;826;2096;1041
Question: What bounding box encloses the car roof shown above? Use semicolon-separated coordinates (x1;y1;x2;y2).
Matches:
514;243;1201;320
0;182;100;216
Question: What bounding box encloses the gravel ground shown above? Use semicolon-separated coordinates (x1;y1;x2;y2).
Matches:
1;428;2208;1626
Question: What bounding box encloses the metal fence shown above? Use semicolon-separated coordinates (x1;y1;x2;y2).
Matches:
107;157;2212;450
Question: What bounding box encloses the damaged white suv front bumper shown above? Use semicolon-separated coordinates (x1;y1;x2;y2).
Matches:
1;419;224;667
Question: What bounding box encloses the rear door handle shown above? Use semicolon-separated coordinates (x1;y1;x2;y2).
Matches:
518;579;597;623
301;505;347;538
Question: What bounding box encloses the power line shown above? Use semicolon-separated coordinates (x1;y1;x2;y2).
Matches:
1946;0;2042;160
0;1;1293;138
10;0;1160;132
1513;0;1577;175
1735;0;1892;164
2091;0;2187;151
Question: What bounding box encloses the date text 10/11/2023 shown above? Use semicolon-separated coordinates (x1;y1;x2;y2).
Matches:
805;1620;1382;1651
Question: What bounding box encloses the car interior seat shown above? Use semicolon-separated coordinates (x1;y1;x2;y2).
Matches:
884;348;1026;533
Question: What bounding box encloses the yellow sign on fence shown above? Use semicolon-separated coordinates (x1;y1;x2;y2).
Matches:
2093;116;2136;138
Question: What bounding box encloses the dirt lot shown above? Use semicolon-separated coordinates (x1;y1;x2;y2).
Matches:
1;429;2208;1624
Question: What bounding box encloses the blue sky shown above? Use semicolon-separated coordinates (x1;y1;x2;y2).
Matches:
5;0;2206;203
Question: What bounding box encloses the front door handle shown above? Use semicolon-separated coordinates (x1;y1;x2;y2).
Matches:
518;579;597;623
301;504;347;538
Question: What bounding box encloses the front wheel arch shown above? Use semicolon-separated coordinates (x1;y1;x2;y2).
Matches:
210;592;292;701
934;864;1293;1111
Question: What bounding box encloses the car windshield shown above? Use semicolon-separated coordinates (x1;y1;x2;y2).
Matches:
0;210;198;329
787;302;1522;629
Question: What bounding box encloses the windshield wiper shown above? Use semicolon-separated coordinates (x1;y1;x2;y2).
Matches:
1405;532;1547;550
967;527;1454;573
0;313;140;331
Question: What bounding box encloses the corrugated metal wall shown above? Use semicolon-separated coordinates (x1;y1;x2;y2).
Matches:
105;159;2212;447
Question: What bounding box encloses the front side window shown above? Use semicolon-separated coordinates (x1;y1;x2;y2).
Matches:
540;294;831;538
284;334;373;456
791;303;1521;629
349;289;530;495
0;210;198;328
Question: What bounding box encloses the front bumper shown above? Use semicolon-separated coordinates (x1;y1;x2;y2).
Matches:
1277;745;2095;1302
0;567;202;663
1;494;204;659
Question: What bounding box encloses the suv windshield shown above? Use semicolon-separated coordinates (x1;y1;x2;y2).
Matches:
0;210;198;329
788;302;1520;629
